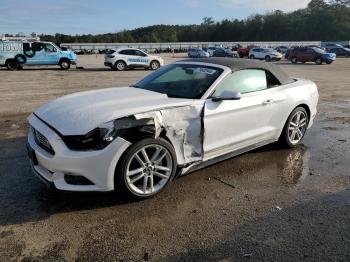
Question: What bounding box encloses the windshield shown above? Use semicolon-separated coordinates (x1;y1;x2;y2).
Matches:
312;47;326;53
51;43;61;51
134;63;223;99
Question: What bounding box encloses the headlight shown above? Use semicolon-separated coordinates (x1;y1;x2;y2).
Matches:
62;121;117;151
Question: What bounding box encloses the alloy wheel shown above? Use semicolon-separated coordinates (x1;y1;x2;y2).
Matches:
117;62;126;71
151;61;160;70
61;61;69;69
288;111;307;145
125;144;173;196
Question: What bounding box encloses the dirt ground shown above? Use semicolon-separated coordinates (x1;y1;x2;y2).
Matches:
0;54;349;262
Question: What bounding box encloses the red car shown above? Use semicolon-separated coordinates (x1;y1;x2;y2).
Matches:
286;47;336;65
237;45;258;58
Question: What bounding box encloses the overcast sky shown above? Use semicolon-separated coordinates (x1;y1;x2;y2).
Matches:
0;0;310;35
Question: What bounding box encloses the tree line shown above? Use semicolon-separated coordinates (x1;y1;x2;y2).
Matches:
6;0;350;43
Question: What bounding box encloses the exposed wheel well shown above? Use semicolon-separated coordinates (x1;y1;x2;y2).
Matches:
113;127;177;190
117;126;172;145
59;57;70;64
5;58;15;65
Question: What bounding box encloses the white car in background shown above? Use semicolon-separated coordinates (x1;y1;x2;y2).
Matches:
27;58;318;199
104;48;164;71
249;48;283;62
207;47;217;56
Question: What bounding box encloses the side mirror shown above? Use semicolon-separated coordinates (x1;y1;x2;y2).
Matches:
211;90;241;102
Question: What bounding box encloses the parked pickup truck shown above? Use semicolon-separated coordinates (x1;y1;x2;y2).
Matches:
0;41;77;70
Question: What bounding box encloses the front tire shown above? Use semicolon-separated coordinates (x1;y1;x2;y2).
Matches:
279;107;309;148
249;55;255;59
291;57;297;64
150;60;160;70
115;138;177;199
315;58;322;65
265;55;271;62
59;59;71;70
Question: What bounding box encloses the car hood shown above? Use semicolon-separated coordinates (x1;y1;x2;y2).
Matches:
34;87;196;135
270;52;282;56
61;50;77;60
322;52;336;59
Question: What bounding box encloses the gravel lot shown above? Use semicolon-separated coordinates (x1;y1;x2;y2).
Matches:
0;54;349;261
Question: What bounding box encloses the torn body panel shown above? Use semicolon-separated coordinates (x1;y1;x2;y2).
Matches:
117;104;205;165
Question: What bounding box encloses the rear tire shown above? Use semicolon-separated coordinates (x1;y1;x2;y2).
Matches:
279;107;309;148
249;55;255;59
59;59;71;70
115;137;177;199
6;59;19;70
291;57;297;64
115;61;126;71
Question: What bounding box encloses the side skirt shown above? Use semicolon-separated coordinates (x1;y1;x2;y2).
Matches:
180;139;276;176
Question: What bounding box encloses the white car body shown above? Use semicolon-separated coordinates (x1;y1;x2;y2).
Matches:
27;59;318;193
207;47;217;56
104;47;164;70
249;48;283;61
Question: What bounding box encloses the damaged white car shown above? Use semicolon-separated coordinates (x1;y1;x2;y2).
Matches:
27;58;319;198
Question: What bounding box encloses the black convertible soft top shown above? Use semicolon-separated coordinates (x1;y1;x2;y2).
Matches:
180;58;294;85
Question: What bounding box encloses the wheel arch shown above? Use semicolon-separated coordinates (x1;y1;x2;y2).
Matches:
114;59;127;66
278;103;311;139
113;127;178;193
297;103;311;120
58;57;70;64
116;126;177;156
149;59;160;66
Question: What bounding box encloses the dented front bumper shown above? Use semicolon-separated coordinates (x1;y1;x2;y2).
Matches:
27;114;131;192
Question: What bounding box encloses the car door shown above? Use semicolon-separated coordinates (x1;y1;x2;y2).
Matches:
305;48;316;62
203;69;276;159
127;49;149;67
255;48;264;59
42;43;60;64
215;49;224;57
26;42;46;65
296;48;307;62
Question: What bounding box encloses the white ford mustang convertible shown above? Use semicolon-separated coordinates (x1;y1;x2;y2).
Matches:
27;58;319;198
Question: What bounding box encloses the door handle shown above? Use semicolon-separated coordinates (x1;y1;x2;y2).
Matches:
262;99;274;105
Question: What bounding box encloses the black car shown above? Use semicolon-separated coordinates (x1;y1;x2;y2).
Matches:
212;48;234;57
329;47;350;57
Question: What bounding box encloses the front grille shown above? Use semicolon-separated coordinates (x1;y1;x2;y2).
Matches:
32;128;55;155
